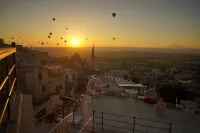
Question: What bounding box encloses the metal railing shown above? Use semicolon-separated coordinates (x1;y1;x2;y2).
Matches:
49;113;73;133
47;87;88;132
79;117;93;133
0;42;20;132
92;110;172;133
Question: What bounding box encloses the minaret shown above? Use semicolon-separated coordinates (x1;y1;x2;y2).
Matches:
91;44;94;69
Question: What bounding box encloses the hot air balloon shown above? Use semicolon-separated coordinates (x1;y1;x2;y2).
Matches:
66;28;68;30
38;41;40;43
112;13;116;17
41;42;44;45
57;43;59;46
64;40;67;43
12;37;14;40
48;36;51;39
113;38;115;40
61;37;63;40
19;37;20;39
52;18;55;21
49;32;52;36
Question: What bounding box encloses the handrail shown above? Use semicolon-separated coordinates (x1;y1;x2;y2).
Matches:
93;110;172;133
8;64;16;76
79;117;93;133
0;78;16;125
0;99;9;124
0;48;16;61
0;64;16;91
49;113;73;133
0;47;16;125
94;110;170;124
8;78;16;96
0;76;8;91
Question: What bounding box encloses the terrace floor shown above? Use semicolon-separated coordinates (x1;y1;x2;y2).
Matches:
75;94;200;133
33;93;200;133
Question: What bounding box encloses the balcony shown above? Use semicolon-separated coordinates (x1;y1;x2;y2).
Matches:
0;43;22;133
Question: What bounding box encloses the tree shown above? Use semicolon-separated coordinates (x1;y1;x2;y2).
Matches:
70;53;83;65
132;77;139;84
158;84;188;104
123;75;128;80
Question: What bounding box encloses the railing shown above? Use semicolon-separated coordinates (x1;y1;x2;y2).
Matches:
47;87;88;132
49;113;73;133
0;42;19;132
79;117;93;133
92;110;172;133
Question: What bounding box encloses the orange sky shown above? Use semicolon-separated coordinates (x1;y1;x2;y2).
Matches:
0;0;199;48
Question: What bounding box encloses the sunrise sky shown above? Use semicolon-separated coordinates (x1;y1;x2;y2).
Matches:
0;0;199;48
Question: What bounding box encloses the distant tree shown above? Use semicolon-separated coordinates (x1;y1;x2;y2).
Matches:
158;84;189;104
131;77;139;84
123;75;128;80
70;53;83;65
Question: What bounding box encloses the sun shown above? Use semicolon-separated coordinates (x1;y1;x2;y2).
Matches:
71;38;80;47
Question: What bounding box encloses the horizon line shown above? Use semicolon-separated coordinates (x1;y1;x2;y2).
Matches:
31;46;200;50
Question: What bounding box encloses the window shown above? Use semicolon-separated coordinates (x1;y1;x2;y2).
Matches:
42;86;46;92
38;73;42;81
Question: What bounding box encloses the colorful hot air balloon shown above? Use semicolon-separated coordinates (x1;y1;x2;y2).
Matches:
48;36;51;39
112;13;116;17
52;18;55;21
